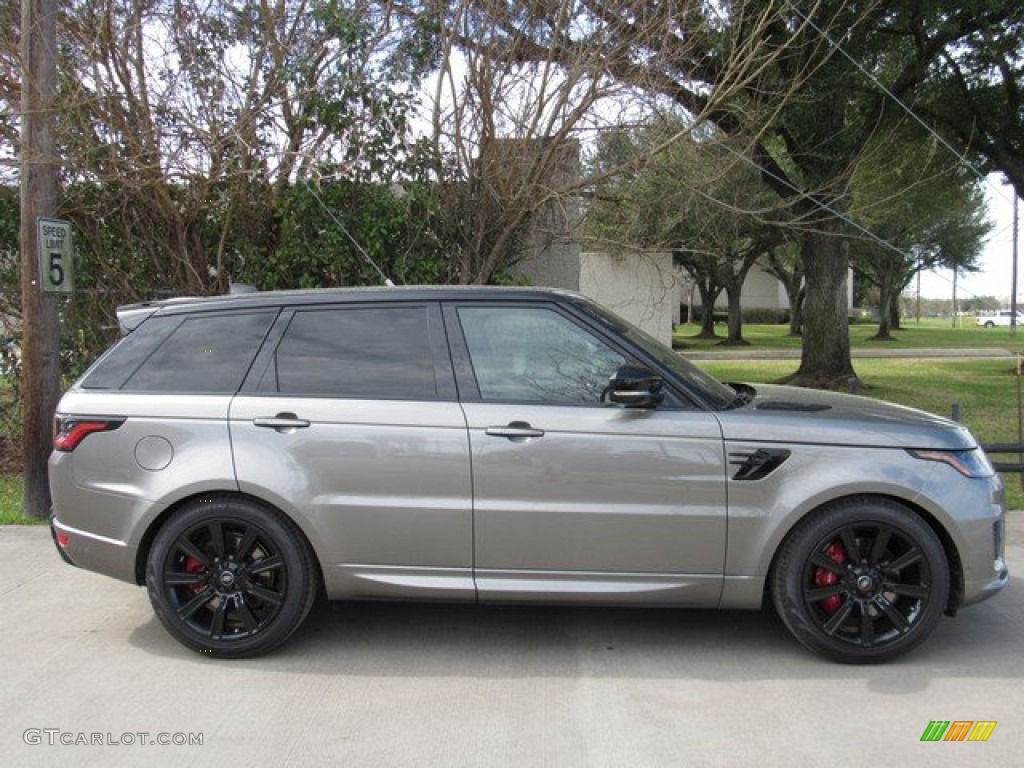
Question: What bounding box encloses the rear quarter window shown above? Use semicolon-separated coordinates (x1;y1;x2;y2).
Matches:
82;311;275;394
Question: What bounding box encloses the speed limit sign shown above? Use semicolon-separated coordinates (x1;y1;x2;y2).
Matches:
37;218;74;294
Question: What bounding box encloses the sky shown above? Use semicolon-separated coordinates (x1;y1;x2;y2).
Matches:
916;175;1020;303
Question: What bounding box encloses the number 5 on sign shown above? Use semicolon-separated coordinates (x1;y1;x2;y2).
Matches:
36;218;74;293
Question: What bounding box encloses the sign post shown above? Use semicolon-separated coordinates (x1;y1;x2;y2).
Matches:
36;217;73;293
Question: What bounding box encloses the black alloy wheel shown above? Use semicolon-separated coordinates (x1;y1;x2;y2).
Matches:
772;497;950;663
146;497;317;658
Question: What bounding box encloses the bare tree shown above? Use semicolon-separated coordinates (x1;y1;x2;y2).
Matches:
403;0;809;285
1;1;422;296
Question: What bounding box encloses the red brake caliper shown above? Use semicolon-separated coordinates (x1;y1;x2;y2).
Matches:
184;556;205;594
814;541;846;613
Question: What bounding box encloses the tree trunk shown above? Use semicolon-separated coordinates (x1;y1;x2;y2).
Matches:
889;297;902;331
871;275;895;340
789;286;805;337
695;281;721;339
722;285;749;345
787;224;857;388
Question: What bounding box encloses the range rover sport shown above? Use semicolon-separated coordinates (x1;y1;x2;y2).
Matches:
48;286;1008;662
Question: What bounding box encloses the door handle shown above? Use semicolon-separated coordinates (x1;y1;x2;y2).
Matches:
253;413;310;431
484;421;545;440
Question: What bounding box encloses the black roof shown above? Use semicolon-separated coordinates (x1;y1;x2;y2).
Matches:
116;285;586;332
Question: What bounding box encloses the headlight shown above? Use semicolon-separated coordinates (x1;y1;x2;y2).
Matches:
907;448;995;478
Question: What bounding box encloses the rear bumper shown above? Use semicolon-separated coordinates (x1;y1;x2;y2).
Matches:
49;510;76;567
49;513;138;584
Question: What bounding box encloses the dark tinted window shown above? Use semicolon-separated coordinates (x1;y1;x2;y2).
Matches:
458;306;625;404
262;306;436;399
120;311;274;393
80;315;180;390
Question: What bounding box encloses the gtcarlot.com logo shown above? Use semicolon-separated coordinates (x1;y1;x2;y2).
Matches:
23;729;203;747
920;721;997;742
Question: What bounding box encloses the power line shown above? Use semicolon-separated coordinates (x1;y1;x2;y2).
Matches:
708;136;922;262
304;179;396;287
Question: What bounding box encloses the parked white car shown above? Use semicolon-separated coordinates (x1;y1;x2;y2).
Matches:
976;310;1024;328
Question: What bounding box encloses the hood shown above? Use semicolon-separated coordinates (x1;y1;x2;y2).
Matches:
715;383;976;450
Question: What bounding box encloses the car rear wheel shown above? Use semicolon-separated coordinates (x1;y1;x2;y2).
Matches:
145;496;317;658
771;497;949;663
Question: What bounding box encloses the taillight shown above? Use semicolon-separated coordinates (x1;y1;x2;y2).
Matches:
53;417;124;452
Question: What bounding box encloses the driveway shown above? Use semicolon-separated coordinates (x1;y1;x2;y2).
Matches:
1;521;1021;767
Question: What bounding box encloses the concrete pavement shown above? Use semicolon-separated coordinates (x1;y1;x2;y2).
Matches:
1;521;1021;768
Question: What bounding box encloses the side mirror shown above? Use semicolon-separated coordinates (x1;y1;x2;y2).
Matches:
607;365;664;408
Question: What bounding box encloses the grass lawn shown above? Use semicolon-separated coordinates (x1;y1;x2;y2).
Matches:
675;316;1024;352
696;356;1024;509
0;475;45;525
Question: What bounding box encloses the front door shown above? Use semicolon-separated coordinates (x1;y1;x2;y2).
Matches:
447;302;727;605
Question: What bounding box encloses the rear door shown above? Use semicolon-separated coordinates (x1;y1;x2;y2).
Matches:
229;301;474;600
446;301;728;605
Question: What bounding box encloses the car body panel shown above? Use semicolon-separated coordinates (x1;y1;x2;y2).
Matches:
718;384;975;450
229;395;475;600
49;391;238;583
463;401;727;604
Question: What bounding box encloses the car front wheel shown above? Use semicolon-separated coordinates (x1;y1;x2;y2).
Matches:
145;496;317;658
771;497;949;663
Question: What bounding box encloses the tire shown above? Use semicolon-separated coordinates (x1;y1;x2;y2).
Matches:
146;496;317;658
771;497;949;663
984;321;995;328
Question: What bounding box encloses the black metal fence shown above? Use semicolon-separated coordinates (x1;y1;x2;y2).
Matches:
981;444;1024;473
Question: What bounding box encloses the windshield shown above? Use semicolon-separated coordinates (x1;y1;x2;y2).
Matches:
577;299;738;411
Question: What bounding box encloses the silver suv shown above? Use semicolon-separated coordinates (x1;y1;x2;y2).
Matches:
49;287;1008;662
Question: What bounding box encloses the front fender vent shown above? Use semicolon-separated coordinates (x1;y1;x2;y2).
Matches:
729;448;791;481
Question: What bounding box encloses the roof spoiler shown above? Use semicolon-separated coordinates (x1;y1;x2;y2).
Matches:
115;295;200;334
115;304;159;334
114;284;259;334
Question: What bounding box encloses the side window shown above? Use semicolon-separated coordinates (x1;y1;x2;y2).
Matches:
119;311;274;393
80;315;180;390
458;306;626;404
261;306;437;399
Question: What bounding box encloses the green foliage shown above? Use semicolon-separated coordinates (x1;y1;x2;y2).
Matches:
235;178;457;290
912;1;1024;195
742;308;789;325
0;2;470;378
587;119;782;259
1;187;19;386
850;129;990;274
586;117;786;341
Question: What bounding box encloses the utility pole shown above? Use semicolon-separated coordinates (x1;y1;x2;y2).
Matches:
1013;191;1019;338
915;259;921;324
951;269;958;329
20;0;61;518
